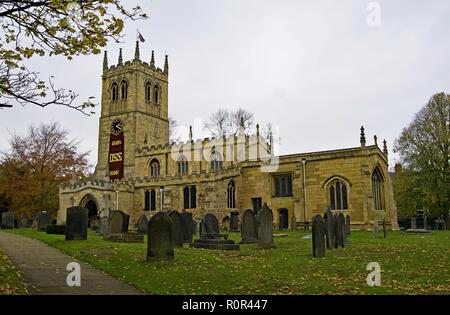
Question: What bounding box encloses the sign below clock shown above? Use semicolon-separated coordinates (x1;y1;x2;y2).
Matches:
109;119;124;181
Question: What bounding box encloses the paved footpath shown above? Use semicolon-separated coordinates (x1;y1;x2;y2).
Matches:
0;231;144;295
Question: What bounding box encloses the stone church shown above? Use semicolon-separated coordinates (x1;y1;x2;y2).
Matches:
58;42;399;231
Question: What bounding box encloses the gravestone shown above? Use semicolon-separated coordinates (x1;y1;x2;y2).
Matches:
334;213;344;248
137;215;149;235
109;210;127;234
290;215;297;231
191;214;239;250
257;203;276;249
339;213;347;247
65;207;88;241
229;211;240;232
324;209;335;249
346;215;351;235
18;217;31;228
90;215;100;231
423;215;428;230
168;210;183;247
411;217;417;229
36;212;50;231
204;213;220;235
1;212;14;229
180;211;194;243
98;216;110;236
312;215;326;258
147;212;174;262
240;209;258;244
382;218;387;239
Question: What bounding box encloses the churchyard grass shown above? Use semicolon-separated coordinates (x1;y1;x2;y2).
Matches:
5;229;450;295
0;249;28;295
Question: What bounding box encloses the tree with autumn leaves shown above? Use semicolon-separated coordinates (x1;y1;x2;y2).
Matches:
0;122;91;219
393;92;450;228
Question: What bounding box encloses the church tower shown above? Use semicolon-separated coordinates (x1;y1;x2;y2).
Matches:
95;41;170;180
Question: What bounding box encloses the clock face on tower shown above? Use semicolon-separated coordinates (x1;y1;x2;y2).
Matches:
111;119;123;135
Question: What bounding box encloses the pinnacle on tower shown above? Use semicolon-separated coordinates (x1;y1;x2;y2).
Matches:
383;140;388;156
118;48;123;65
374;135;378;146
103;51;108;71
150;51;155;68
189;125;193;142
360;126;366;147
134;40;140;61
164;54;169;74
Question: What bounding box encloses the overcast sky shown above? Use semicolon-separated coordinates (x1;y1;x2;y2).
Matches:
1;0;449;169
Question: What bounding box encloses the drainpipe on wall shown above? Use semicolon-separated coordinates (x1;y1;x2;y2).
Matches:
115;187;119;210
302;159;307;226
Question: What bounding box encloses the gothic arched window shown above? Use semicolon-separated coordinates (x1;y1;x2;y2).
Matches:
154;85;160;104
210;151;223;171
120;80;128;99
227;180;236;208
372;167;384;210
145;81;151;102
177;155;188;175
150;159;160;178
111;82;118;101
329;179;348;210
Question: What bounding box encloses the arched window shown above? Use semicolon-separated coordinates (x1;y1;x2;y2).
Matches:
210;151;223;171
154;85;160;104
177;155;188;175
329;179;348;210
227;180;236;208
121;80;128;99
145;81;151;102
111;82;118;101
149;159;160;178
183;185;196;209
372;167;384;210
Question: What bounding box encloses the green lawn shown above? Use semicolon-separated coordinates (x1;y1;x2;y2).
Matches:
0;249;28;295
6;229;450;295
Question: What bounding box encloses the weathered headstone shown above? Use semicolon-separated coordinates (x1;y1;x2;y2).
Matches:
204;213;220;235
312;215;326;258
168;210;183;247
411;217;417;229
98;216;110;236
345;215;351;235
36;212;50;231
290;215;297;231
1;212;14;229
18;217;31;228
339;213;347;247
240;209;258;244
382;218;387;239
65;207;88;241
229;211;240;232
324;209;335;249
257;203;275;249
180;211;194;243
137;215;149;235
147;212;174;262
109;210;127;234
334;213;344;248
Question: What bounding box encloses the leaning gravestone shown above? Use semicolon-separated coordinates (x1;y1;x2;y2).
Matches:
324;209;335;249
229;211;240;232
290;215;297;231
240;209;258;244
180;211;194;243
137;215;149;235
312;215;326;258
147;212;174;262
36;212;50;231
168;210;183;247
346;215;351;235
257;203;276;249
334;213;344;248
1;212;14;229
65;207;88;241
